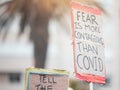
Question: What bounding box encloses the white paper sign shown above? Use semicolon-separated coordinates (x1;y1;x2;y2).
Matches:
71;1;106;83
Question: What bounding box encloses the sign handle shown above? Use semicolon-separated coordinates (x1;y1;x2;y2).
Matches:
89;82;94;90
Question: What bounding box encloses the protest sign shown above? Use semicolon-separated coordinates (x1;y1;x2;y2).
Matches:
71;1;106;84
25;68;69;90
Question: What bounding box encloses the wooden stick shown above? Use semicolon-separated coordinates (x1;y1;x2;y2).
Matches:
90;82;93;90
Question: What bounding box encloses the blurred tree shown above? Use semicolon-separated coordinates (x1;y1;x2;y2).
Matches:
0;0;104;68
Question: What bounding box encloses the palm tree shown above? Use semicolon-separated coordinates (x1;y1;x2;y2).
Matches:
0;0;104;68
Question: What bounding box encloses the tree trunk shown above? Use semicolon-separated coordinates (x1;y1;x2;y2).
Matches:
30;17;49;68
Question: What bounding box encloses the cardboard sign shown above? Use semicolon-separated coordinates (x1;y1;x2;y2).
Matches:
71;1;106;83
25;68;69;90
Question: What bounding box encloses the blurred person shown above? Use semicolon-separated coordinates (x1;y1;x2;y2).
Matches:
0;0;103;68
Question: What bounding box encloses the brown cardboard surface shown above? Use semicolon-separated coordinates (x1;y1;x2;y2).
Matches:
29;73;69;90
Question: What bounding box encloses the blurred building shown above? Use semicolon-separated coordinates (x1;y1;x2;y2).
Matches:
0;15;34;90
